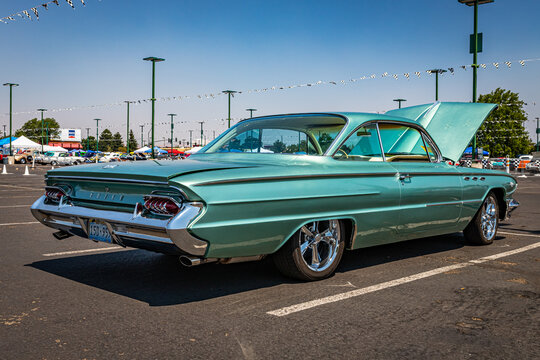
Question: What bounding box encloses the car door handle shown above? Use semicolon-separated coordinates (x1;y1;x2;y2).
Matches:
399;173;411;181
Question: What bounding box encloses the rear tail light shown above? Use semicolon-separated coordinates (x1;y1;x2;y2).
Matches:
45;186;68;202
143;195;182;216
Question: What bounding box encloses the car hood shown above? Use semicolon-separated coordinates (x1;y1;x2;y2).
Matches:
386;102;497;162
46;158;259;183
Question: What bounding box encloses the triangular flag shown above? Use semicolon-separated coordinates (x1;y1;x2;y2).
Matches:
66;0;74;9
32;8;39;19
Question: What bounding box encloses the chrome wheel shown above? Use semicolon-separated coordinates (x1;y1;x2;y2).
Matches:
299;220;341;272
480;196;498;241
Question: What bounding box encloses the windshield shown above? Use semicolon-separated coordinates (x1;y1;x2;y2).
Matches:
201;115;346;155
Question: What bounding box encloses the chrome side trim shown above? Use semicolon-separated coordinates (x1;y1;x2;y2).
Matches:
425;199;482;207
195;172;397;186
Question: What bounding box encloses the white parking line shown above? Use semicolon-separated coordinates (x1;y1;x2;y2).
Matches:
498;231;540;238
0;205;32;208
42;247;127;257
0;221;40;226
267;240;540;317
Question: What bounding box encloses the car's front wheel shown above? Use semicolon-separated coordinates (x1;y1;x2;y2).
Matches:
273;219;345;281
51;161;57;166
464;192;499;245
19;158;26;164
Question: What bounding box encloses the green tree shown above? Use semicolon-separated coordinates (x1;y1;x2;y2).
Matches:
128;129;138;152
318;133;334;153
111;132;124;152
477;88;532;157
15;117;60;143
98;129;114;152
81;136;97;151
270;139;286;153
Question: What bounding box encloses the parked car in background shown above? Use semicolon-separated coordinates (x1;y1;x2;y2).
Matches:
133;153;147;161
41;152;81;166
14;150;35;164
31;102;519;281
525;156;540;173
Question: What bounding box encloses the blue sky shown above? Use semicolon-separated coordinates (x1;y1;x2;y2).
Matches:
1;0;539;146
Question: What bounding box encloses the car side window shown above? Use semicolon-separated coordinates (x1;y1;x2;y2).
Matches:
333;124;383;161
378;123;431;162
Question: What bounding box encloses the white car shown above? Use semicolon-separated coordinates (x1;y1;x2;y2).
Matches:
41;152;81;166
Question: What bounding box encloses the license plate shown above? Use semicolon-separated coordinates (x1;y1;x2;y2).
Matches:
88;221;112;243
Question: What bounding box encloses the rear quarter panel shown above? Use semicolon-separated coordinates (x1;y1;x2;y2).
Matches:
174;161;401;258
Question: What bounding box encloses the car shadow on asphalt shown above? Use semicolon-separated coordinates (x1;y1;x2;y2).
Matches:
499;222;540;235
25;233;479;307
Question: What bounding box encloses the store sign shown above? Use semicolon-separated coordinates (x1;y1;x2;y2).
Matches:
57;128;81;142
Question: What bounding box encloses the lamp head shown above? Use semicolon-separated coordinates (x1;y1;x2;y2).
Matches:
143;57;165;62
458;0;494;6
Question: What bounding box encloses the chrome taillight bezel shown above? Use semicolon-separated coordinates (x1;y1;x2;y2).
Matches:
143;195;183;216
45;186;68;203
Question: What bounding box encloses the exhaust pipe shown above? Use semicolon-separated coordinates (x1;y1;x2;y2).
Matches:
179;255;218;267
53;230;73;240
179;255;266;267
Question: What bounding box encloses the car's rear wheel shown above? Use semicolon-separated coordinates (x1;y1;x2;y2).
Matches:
19;158;26;164
464;192;499;245
273;219;345;281
51;161;57;166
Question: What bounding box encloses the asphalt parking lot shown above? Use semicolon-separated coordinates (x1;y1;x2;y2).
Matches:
1;165;539;359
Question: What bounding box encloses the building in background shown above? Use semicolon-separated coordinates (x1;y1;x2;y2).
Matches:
48;128;82;150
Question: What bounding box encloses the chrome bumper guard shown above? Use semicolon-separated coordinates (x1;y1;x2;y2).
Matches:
30;195;208;256
505;198;519;219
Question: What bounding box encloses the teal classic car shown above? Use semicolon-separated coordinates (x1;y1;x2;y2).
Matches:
31;102;519;280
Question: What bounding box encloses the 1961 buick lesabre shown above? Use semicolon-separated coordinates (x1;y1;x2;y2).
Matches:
31;102;519;280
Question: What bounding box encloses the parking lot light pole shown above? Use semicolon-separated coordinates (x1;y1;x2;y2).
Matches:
536;118;540;151
124;101;134;154
459;0;494;160
246;108;257;118
428;69;447;101
37;109;47;153
168;113;177;154
198;122;205;146
143;57;165;159
222;90;237;128
85;128;90;150
393;99;406;109
3;83;19;156
94;119;101;153
139;124;144;147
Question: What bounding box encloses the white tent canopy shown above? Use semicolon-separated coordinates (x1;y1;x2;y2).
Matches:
134;146;151;153
2;135;40;149
43;145;68;152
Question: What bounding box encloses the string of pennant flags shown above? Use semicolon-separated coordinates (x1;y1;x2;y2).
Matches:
3;56;540;117
0;0;91;23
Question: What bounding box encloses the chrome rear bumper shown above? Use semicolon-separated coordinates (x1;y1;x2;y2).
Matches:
30;195;208;256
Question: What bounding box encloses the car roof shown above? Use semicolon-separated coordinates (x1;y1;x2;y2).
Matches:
242;112;420;128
